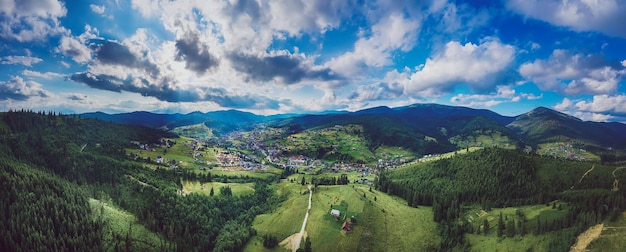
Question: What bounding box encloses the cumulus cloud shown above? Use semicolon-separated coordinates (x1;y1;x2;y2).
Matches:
555;95;626;122
57;36;92;63
519;49;626;95
0;0;68;41
344;69;408;103
95;40;159;77
131;0;160;18
327;12;421;76
0;76;49;100
403;38;516;96
56;25;100;63
266;0;358;35
427;2;490;35
22;70;63;79
175;31;220;76
347;82;404;103
90;4;105;15
229;52;342;84
507;0;626;38
450;85;542;108
0;56;43;66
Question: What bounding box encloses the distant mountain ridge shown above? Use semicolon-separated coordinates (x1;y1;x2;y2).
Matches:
81;104;626;154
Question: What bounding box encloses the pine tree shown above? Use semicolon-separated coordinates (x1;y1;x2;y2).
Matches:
497;212;504;237
304;237;312;252
483;219;489;235
506;219;516;237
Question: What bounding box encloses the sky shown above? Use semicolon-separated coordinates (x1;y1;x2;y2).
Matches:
2;0;626;122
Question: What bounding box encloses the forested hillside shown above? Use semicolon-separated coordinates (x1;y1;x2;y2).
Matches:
0;111;281;251
377;148;626;251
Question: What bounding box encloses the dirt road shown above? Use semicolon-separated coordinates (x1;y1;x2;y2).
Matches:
291;185;312;252
570;223;603;252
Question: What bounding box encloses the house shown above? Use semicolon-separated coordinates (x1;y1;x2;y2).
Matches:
330;209;341;217
342;221;351;231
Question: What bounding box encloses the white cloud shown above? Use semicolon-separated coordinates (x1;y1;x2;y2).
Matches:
555;95;626;122
573;95;626;114
131;0;161;18
0;56;43;66
403;38;516;96
56;25;100;63
0;76;49;100
57;36;92;63
0;0;68;41
450;85;542;108
507;0;626;38
90;4;105;15
22;70;64;79
431;2;490;35
519;49;626;95
327;12;421;76
267;0;357;36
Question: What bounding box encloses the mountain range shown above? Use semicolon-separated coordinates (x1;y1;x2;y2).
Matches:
81;104;626;157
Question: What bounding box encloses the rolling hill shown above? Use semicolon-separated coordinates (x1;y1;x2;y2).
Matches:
81;104;626;160
507;107;626;148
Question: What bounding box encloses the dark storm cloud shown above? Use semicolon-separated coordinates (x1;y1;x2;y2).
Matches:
95;40;159;77
228;53;343;84
175;31;220;75
70;72;284;109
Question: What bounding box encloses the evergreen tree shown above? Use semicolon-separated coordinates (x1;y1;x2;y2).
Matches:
304;237;312;252
497;212;504;237
483;219;489;235
506;220;516;237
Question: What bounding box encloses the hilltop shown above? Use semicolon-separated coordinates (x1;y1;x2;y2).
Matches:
82;104;626;162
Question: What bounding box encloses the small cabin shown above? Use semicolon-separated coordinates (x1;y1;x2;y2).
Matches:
330;209;341;217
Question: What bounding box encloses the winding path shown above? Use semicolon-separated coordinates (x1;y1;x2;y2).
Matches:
612;167;625;192
292;185;313;252
570;164;595;190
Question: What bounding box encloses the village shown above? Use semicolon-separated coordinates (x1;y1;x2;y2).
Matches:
127;124;415;184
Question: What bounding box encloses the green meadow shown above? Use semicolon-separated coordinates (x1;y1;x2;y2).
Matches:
465;203;572;252
244;176;439;251
182;180;256;196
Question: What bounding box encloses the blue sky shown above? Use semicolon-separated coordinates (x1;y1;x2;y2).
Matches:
2;0;626;122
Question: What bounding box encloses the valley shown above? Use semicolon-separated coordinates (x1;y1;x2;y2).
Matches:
3;105;626;251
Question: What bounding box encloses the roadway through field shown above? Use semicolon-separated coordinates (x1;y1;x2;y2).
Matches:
292;185;312;252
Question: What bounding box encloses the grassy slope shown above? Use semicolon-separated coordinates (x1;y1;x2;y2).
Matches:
244;177;439;252
182;181;255;196
466;203;570;252
245;182;309;251
89;198;169;251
